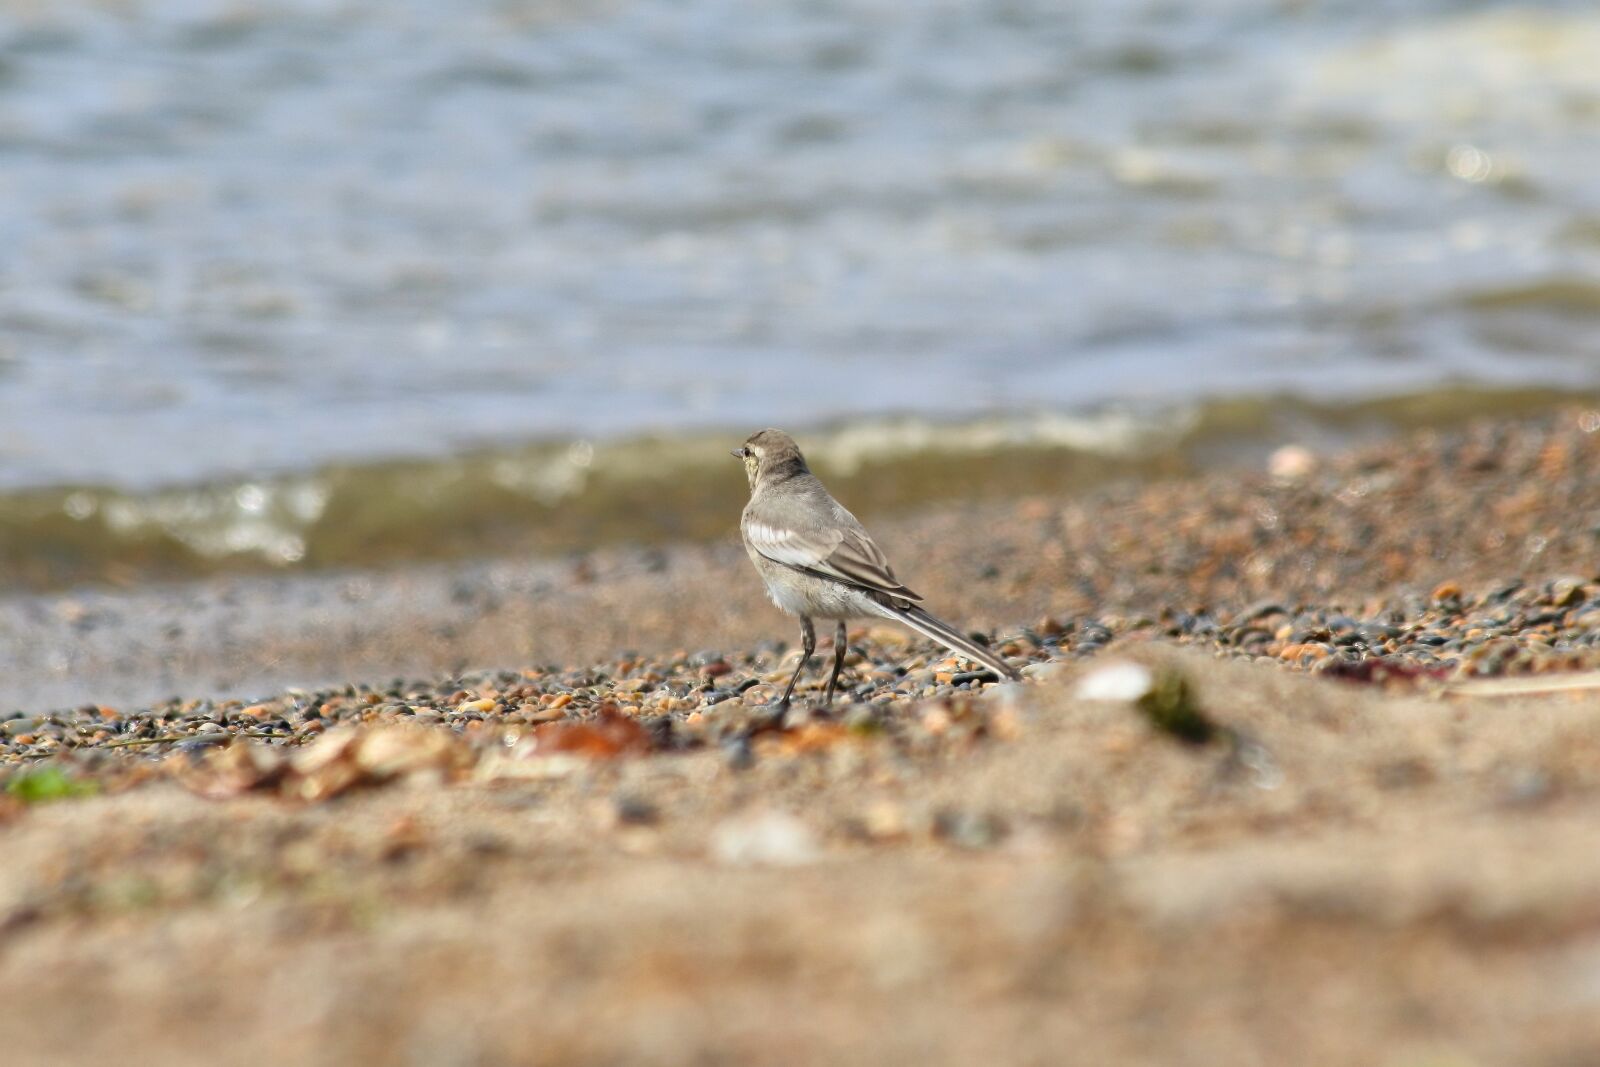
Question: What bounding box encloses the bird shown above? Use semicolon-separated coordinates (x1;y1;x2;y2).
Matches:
733;428;1020;712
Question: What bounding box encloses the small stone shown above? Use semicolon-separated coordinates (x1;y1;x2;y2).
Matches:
1268;444;1317;481
1233;600;1289;625
711;811;819;867
612;794;659;826
741;683;779;707
1550;577;1588;608
1021;661;1070;683
722;735;755;770
1500;769;1554;808
933;809;1008;850
518;702;568;724
1074;662;1154;702
860;800;909;840
176;735;229;753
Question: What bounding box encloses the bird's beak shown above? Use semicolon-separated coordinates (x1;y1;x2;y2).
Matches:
730;448;744;459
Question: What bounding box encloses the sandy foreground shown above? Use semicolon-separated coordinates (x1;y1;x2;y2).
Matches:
3;410;1600;1065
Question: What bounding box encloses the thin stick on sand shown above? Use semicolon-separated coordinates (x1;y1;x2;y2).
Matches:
1444;672;1600;698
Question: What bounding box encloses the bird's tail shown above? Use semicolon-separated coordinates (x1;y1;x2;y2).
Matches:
883;603;1021;681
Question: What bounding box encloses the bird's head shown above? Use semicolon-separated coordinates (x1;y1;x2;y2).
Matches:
731;428;807;489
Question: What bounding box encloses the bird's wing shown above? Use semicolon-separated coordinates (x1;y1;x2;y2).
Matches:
744;516;923;603
823;527;921;601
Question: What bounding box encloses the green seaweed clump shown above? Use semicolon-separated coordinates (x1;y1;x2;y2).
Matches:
6;767;100;804
1137;667;1218;745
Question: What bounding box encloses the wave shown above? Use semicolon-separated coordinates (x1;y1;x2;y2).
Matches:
0;387;1590;593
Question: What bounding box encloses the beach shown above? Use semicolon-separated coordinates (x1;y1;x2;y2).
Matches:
5;1;1600;1062
3;408;1599;1064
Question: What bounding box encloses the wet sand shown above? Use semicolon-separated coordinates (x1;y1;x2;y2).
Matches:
3;409;1600;1065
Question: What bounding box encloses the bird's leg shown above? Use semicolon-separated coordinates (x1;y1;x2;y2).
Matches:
773;615;815;711
822;620;848;708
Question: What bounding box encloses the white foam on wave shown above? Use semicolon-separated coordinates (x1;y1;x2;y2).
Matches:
1291;10;1600;125
809;409;1201;476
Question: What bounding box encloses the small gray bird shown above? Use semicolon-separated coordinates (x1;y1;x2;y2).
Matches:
734;428;1020;711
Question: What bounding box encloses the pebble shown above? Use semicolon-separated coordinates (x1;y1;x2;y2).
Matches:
933;809;1008;850
741;684;778;707
612;794;659;826
1075;662;1154;702
1268;444;1317;481
711;811;819;867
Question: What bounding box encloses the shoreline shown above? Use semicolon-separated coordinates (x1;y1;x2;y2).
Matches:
5;405;1597;717
5;385;1591;596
